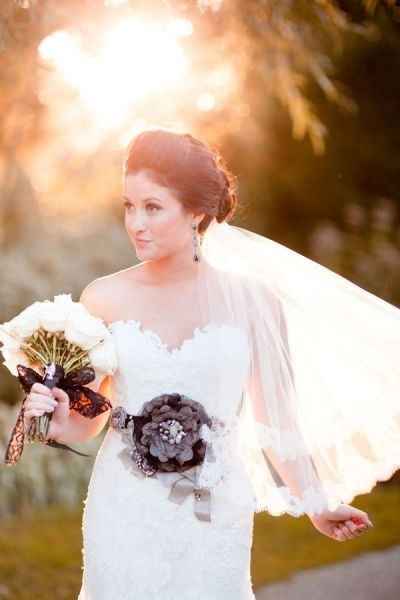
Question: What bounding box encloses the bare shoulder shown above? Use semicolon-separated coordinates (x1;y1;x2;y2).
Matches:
79;265;143;322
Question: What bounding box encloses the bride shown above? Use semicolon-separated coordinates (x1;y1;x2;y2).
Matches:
23;128;394;600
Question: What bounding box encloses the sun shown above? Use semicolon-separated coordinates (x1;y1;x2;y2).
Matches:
38;17;191;132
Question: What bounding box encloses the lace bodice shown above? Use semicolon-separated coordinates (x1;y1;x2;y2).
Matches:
108;319;250;414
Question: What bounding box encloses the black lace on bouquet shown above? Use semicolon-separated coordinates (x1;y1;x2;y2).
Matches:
4;363;112;466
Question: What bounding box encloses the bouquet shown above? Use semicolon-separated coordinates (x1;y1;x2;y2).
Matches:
0;293;118;466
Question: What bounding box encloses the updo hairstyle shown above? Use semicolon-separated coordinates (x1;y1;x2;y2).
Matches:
123;129;239;235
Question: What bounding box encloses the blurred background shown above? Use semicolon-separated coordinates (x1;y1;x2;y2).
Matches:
0;1;400;598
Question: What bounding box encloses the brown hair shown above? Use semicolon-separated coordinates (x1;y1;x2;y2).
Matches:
123;129;239;235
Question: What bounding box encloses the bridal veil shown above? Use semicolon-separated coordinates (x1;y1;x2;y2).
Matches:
194;218;400;517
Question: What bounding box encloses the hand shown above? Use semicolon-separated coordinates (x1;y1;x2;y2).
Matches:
24;382;71;439
309;503;373;541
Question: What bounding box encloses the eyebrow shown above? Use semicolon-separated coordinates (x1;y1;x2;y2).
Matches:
122;195;162;203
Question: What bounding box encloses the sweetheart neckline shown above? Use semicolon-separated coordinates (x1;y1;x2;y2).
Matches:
107;318;218;357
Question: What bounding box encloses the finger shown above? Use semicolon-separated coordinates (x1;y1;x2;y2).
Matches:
51;387;69;402
24;408;49;419
344;524;363;540
25;398;58;411
352;516;373;529
354;522;369;532
25;400;57;415
31;383;53;396
339;524;353;540
36;401;58;411
27;392;58;403
345;520;358;534
351;508;373;527
348;527;364;538
28;392;57;405
333;527;344;541
344;524;358;540
25;403;56;416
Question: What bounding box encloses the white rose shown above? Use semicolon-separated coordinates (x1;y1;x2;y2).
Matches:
38;300;68;333
6;302;42;339
64;311;108;351
53;294;98;328
88;334;118;374
1;348;31;376
54;294;79;316
54;294;90;320
68;301;92;320
0;324;21;352
53;293;74;310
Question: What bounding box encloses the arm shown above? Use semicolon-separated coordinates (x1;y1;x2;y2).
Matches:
245;293;330;517
48;374;113;444
245;293;373;537
48;279;114;444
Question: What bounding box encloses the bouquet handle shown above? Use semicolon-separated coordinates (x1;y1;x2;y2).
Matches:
27;362;64;444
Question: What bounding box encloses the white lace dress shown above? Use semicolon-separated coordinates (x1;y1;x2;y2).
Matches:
77;319;257;600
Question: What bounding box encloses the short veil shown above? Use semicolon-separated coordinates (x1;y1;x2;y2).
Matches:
194;218;400;518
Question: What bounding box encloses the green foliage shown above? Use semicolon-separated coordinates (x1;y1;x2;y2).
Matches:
0;0;398;154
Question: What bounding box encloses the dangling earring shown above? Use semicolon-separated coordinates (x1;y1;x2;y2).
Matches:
192;222;201;262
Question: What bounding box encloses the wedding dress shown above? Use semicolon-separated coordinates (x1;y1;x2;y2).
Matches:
77;317;258;600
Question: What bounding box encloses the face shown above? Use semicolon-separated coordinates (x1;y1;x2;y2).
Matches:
123;169;205;261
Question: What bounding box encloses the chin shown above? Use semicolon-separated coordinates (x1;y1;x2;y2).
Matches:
135;246;156;259
135;248;148;258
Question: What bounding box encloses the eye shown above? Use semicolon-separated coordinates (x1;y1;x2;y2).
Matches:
123;200;160;212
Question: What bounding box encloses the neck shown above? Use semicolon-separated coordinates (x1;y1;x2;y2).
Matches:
139;250;210;285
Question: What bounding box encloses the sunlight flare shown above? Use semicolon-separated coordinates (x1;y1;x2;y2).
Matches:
38;17;190;131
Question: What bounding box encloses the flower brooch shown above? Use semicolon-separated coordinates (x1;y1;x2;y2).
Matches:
110;393;218;522
110;392;213;476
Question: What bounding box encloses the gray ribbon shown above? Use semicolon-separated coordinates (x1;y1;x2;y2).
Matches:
156;465;212;522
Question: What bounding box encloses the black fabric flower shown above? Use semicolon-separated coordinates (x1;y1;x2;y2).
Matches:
113;393;212;475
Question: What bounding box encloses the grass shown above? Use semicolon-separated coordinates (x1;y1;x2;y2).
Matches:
0;483;399;598
0;505;84;600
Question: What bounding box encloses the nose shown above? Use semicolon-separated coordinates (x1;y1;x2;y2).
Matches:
127;211;148;234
